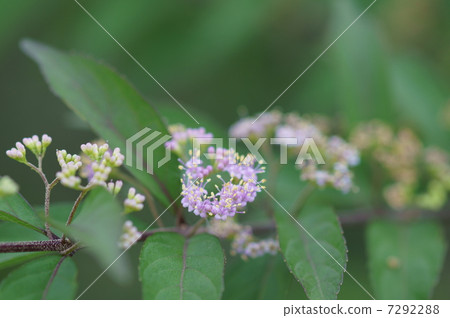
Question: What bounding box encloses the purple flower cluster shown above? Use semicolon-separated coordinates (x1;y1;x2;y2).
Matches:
180;146;265;220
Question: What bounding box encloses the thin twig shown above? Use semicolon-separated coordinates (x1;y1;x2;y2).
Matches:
113;170;164;227
26;162;48;186
61;190;87;241
44;184;53;239
42;256;67;300
27;162;54;238
49;178;60;189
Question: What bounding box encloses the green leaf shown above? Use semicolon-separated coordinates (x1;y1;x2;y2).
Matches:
0;210;45;235
0;255;78;299
0;192;43;232
275;204;347;299
0;222;49;270
139;232;225;299
21;39;181;206
223;254;306;300
50;188;129;282
367;220;447;299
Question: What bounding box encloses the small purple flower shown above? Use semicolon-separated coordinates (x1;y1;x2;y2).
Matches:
229;111;282;139
180;147;265;220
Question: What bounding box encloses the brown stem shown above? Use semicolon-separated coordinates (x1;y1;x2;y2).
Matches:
27;162;53;238
42;256;67;300
66;191;87;226
249;221;276;233
44;185;53;239
26;162;48;186
0;240;72;253
141;186;164;228
49;178;59;189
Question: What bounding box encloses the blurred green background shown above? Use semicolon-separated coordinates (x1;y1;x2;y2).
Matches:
0;0;449;299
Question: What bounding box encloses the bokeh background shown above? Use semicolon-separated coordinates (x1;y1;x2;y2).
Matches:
0;0;449;299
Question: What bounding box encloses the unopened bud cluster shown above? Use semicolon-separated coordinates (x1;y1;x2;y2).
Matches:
7;134;53;163
118;220;141;249
23;134;52;157
56;150;83;188
6;135;145;215
107;180;123;196
208;218;279;259
124;187;145;213
6;142;27;163
55;142;124;190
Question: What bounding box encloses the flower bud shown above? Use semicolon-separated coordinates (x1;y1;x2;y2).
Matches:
107;180;123;196
118;220;141;249
0;176;19;197
22;134;52;157
6;142;27;163
124;187;145;213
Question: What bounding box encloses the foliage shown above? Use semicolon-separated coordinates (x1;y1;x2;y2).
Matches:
139;233;224;299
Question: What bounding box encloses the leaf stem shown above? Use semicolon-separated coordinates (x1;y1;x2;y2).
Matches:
138;227;185;241
187;218;206;237
292;183;316;217
42;255;67;300
26;162;48;186
38;156;43;171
